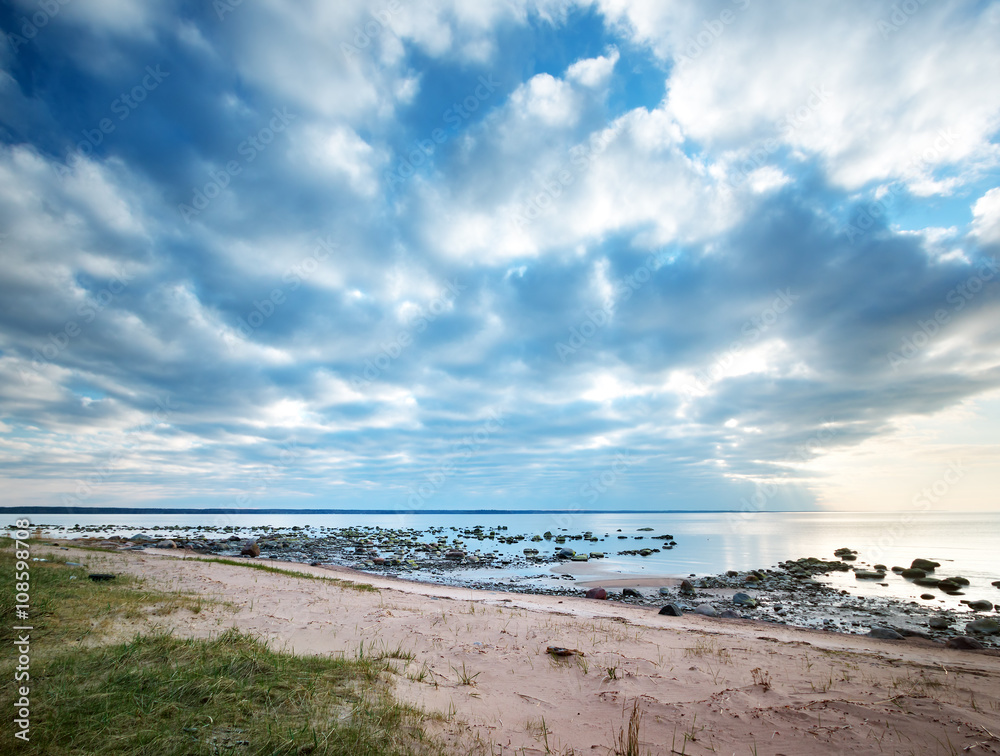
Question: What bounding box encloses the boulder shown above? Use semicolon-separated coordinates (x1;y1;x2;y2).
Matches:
726;570;739;577
855;570;886;580
946;636;985;650
967;600;994;612
622;588;642;599
585;587;608;600
936;580;961;593
868;627;904;640
589;552;604;559
155;539;177;549
946;576;970;585
900;568;926;579
658;603;683;616
694;604;717;617
928;616;951;629
732;593;756;607
241;541;260;557
913;577;941;587
679;580;695;596
718;610;740;619
965;618;1000;635
910;558;940;572
556;547;575;559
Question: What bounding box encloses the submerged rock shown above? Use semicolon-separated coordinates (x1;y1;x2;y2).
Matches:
910;558;940;572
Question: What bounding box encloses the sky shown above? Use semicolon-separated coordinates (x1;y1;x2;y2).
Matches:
0;0;998;514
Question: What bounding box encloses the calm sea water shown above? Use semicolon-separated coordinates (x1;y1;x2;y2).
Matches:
10;510;1000;610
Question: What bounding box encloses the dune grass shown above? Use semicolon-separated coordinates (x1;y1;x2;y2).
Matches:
0;538;447;755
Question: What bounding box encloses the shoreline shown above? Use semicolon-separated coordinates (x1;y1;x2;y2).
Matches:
30;540;1000;755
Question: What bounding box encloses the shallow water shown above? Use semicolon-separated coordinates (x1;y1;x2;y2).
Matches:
10;510;1000;611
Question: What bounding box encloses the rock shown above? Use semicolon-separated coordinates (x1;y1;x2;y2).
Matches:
732;593;756;607
920;594;936;600
946;576;970;585
241;541;261;557
589;552;604;559
444;550;466;560
936;580;961;593
622;588;642;598
556;547;575;559
679;580;695;596
585;587;608;600
910;558;940;572
855;570;886;580
658;603;683;616
873;564;887;571
992;580;1000;588
718;610;740;619
658;587;672;596
638;548;653;557
900;568;926;579
127;534;155;542
928;616;951;629
946;636;985;650
913;577;941;587
965;618;1000;635
570;554;589;562
868;627;904;640
726;570;739;577
891;566;905;573
155;540;177;548
694;604;717;617
968;600;994;612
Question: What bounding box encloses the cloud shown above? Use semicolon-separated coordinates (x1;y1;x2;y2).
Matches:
0;0;998;512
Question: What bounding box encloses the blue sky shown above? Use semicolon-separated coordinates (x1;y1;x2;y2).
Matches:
1;0;998;513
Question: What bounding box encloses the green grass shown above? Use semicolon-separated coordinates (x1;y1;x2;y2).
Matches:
0;539;447;755
193;557;379;592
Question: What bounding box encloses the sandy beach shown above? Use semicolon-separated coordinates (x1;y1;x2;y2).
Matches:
43;542;1000;755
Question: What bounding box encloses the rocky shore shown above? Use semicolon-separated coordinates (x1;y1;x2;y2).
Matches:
46;522;1000;650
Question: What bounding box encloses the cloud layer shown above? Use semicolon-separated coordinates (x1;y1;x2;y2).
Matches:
1;0;998;512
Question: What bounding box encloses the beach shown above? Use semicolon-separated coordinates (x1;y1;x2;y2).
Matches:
34;539;1000;755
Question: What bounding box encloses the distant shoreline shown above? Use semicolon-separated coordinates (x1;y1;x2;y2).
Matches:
2;506;761;515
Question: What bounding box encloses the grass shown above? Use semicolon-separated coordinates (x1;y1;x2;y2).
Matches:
0;539;448;755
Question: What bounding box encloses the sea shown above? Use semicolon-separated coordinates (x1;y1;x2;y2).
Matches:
8;510;1000;611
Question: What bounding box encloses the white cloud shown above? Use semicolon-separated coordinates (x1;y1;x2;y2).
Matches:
971;187;1000;245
